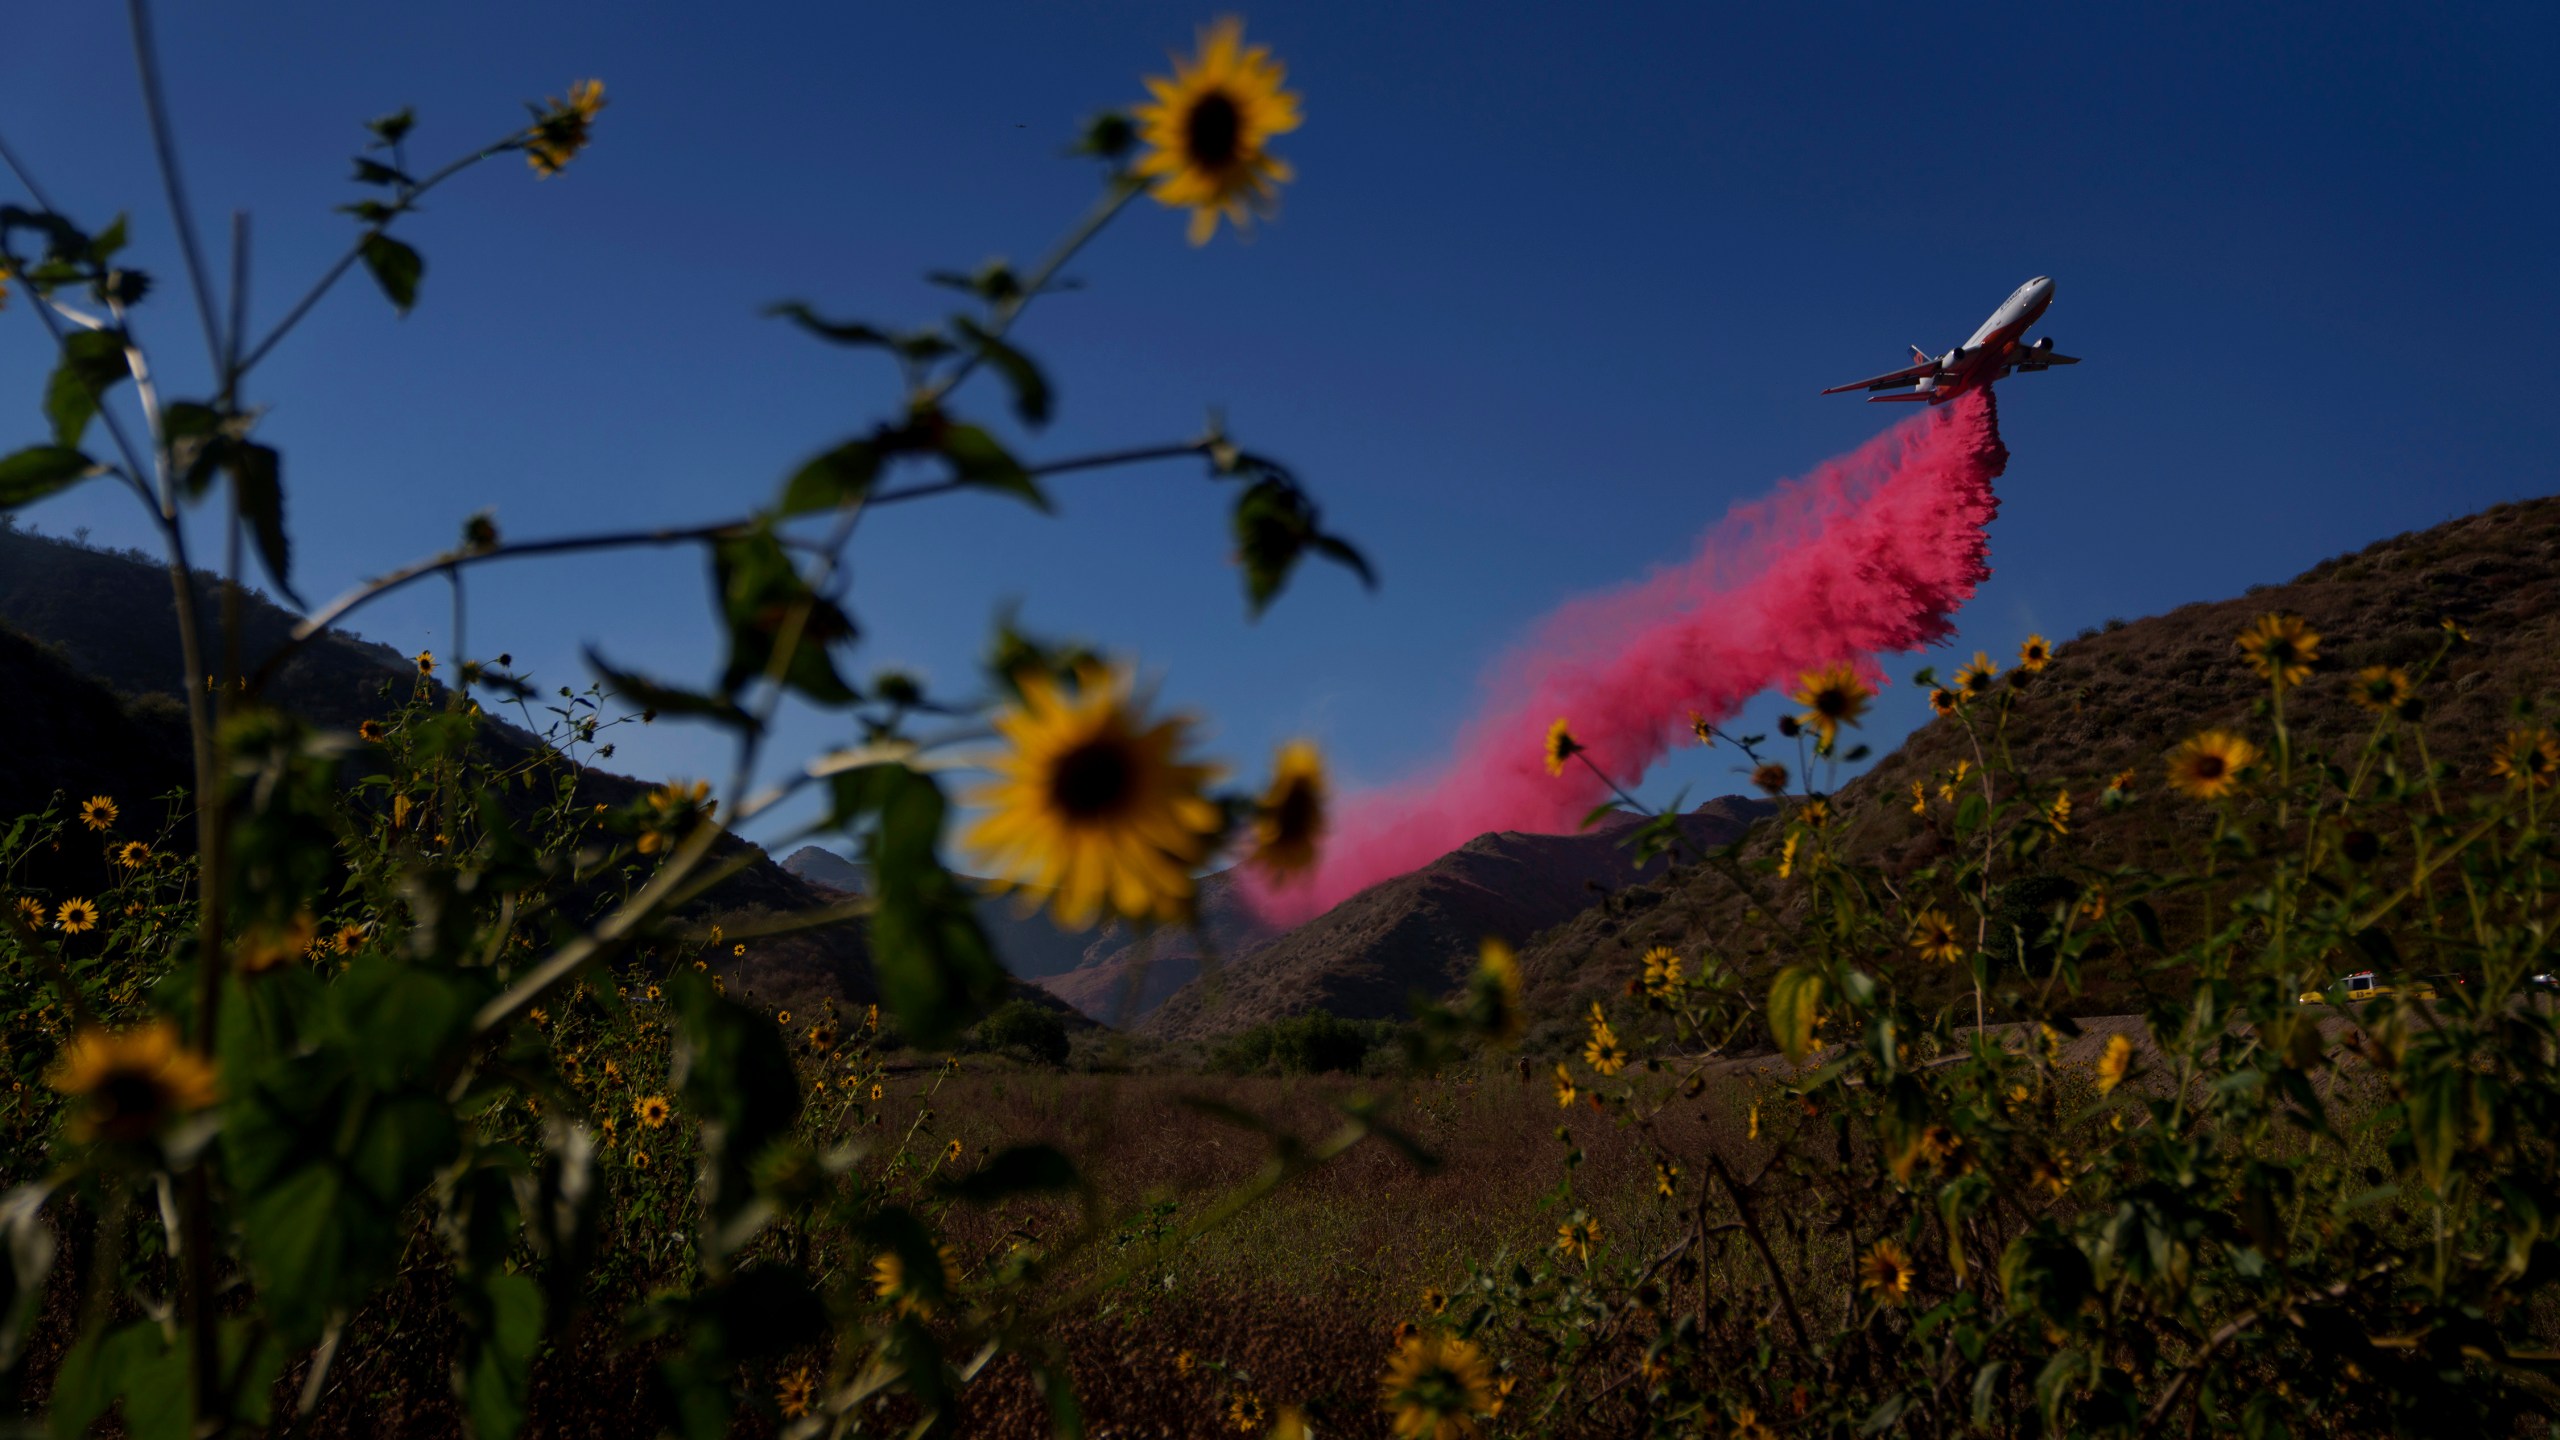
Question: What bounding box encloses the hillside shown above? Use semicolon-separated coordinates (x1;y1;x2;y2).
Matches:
1034;871;1279;1025
0;525;876;1012
1137;799;1774;1042
777;845;1094;982
1515;493;2560;1031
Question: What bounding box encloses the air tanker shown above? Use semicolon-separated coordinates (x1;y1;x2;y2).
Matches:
1822;276;2079;404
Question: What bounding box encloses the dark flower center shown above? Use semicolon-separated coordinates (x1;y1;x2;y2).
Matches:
93;1070;171;1141
1050;739;1137;820
2193;755;2227;780
1815;690;1851;718
1185;91;1243;168
1269;781;1319;844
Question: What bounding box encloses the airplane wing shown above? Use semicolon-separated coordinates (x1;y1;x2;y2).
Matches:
2009;350;2081;373
1819;360;1939;396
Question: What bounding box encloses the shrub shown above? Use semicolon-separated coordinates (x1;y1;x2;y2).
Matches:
1209;1012;1384;1075
977;999;1070;1066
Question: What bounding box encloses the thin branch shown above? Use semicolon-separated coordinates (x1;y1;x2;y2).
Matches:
1708;1151;1814;1355
126;0;227;378
233;138;515;379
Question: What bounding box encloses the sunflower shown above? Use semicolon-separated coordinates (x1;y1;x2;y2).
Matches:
775;1366;815;1419
1788;663;1875;752
414;650;435;678
2237;613;2320;690
357;719;387;744
2031;1151;2073;1197
2043;790;2072;836
2017;634;2053;673
1776;830;1801;879
944;1138;964;1163
776;1009;792;1027
2491;729;2560;791
524;78;607;178
1542;718;1581;778
1132;19;1301;246
1954;653;2000;699
48;1021;219;1143
2104;768;2136;797
731;942;745;956
56;898;100;935
1555;1214;1600;1263
78;796;118;832
2079;885;2111;921
869;1082;885;1102
1858;1239;1915;1303
1420;1287;1450;1316
1583;1005;1626;1076
964;665;1223;931
2166;730;2261;800
1750;762;1789;797
114;841;149;870
1175;1350;1198;1376
1690;712;1714;746
1909;781;1929;816
1747;1101;1760;1142
1730;1406;1778;1440
1551;1064;1577;1110
806;1023;838;1055
2095;1033;2137;1095
1379;1331;1498;1440
332;924;365;955
631;1150;651;1170
1471;937;1523;1042
11;896;42;928
1252;740;1327;878
1226;1392;1269;1433
866;1003;881;1032
1939;759;1973;803
1927;687;1959;718
1639;946;1683;1001
634;1094;671;1129
1654;1158;1680;1198
2352;665;2413;713
871;1243;960;1317
1907;907;1963;965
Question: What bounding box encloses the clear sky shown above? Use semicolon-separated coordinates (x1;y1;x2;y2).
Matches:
5;2;2556;853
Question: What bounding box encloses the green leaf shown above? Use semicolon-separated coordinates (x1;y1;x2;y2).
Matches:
458;1271;545;1440
1231;476;1374;617
941;423;1049;510
711;529;861;705
1767;965;1824;1062
0;444;97;506
2127;900;2166;951
778;437;879;516
361;233;424;314
44;328;130;447
840;763;1006;1047
223;441;303;608
764;301;893;348
350;156;414;188
86;215;129;264
586;648;762;731
942;1144;1083;1204
2408;1063;2462;1189
366;108;417;146
669;972;803;1229
1970;1362;2009;1430
952;316;1052;427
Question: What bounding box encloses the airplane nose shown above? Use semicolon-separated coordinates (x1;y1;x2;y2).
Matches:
2030;276;2054;296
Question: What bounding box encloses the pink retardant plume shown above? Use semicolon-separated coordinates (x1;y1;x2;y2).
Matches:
1245;388;2009;926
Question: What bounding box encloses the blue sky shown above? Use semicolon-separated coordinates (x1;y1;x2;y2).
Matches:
5;2;2555;852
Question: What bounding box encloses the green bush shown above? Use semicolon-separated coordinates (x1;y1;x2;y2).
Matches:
976;999;1070;1066
1209;1012;1385;1075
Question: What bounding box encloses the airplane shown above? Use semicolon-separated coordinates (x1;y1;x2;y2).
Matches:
1821;276;2080;404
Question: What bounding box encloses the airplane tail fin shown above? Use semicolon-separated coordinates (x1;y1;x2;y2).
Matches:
1910;343;1932;366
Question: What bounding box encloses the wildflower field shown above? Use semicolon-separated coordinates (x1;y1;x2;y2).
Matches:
5;10;2560;1440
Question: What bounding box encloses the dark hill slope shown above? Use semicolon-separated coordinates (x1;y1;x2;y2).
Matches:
1516;493;2560;1029
1034;871;1278;1026
1138;799;1774;1043
0;526;875;1011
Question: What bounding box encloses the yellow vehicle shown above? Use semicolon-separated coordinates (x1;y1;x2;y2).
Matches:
2297;970;2438;1005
